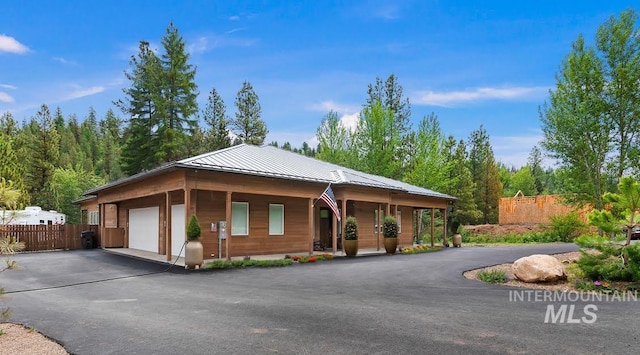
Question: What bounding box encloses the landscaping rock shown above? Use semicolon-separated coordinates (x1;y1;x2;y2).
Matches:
512;254;566;283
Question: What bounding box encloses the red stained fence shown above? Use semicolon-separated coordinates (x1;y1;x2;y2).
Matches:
0;224;98;252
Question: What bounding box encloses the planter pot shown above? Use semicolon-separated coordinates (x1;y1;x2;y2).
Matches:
452;234;462;248
344;239;358;257
185;240;204;269
384;237;398;254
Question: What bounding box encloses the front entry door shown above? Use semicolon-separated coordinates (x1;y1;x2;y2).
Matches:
319;208;332;250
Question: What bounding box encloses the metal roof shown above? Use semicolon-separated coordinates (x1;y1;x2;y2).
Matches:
85;144;456;200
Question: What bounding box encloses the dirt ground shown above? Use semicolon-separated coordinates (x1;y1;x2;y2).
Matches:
462;224;546;236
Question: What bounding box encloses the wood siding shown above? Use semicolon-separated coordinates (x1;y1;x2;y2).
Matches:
77;166;452;257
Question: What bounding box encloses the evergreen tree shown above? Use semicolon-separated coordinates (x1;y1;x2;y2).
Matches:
98;109;123;181
528;145;545;194
202;87;231;151
117;40;164;175
23;104;60;210
232;81;267;145
443;138;480;225
79;107;100;173
468;126;502;224
157;22;199;162
366;74;412;171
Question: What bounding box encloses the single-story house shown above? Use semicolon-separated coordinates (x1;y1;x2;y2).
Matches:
77;144;456;260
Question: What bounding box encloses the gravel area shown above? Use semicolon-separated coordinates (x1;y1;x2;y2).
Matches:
0;323;68;355
463;251;582;291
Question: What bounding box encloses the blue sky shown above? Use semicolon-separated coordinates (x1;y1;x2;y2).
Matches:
1;1;635;168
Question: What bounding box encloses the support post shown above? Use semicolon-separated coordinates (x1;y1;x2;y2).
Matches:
341;199;347;255
166;192;172;261
331;210;337;255
225;191;232;260
377;204;381;251
442;208;448;247
430;208;435;247
308;198;314;255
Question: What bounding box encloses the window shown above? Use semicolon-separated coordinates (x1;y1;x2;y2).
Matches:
232;202;249;236
269;204;284;235
89;211;99;225
396;210;402;233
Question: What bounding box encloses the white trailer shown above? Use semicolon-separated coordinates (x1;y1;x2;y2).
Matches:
0;206;66;225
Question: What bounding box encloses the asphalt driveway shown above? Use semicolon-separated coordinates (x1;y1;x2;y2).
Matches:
2;244;639;355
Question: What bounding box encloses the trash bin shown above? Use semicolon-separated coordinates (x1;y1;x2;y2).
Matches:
81;230;96;249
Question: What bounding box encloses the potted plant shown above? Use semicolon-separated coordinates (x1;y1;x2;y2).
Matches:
451;220;462;248
382;215;399;254
343;216;358;257
185;215;204;269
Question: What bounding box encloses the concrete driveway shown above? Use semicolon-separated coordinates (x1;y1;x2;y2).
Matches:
2;244;639;355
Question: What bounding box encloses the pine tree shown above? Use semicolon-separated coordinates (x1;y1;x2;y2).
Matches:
468;126;502;224
232;81;267;145
443;137;480;225
202;87;231;151
528;145;544;194
117;40;164;175
157;22;199;162
23;104;60;210
366;74;412;172
98;109;123;181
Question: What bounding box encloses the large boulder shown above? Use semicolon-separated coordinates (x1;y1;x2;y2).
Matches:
512;254;566;283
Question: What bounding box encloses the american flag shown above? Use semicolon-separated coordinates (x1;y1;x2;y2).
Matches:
319;184;341;221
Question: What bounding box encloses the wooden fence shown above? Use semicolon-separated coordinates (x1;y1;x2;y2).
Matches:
0;224;98;252
498;195;589;224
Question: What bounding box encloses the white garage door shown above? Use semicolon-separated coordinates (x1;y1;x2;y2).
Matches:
171;204;186;257
129;207;159;253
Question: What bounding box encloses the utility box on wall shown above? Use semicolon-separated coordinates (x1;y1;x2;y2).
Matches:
218;221;227;239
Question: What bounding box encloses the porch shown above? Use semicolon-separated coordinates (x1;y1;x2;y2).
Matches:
103;246;391;267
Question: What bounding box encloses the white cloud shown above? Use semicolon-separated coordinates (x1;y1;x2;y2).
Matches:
225;27;246;35
339;112;360;132
308;100;360;114
0;34;29;54
229;15;240;21
53;57;77;65
66;86;105;100
412;86;549;107
0;92;15;103
0;84;17;90
490;132;554;169
187;34;255;54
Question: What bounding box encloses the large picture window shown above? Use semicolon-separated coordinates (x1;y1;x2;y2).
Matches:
269;204;284;235
232;202;249;236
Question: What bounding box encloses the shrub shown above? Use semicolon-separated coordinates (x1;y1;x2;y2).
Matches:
344;216;358;240
477;269;507;284
205;259;293;269
382;215;398;238
575;237;640;282
547;212;587;242
186;215;201;241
